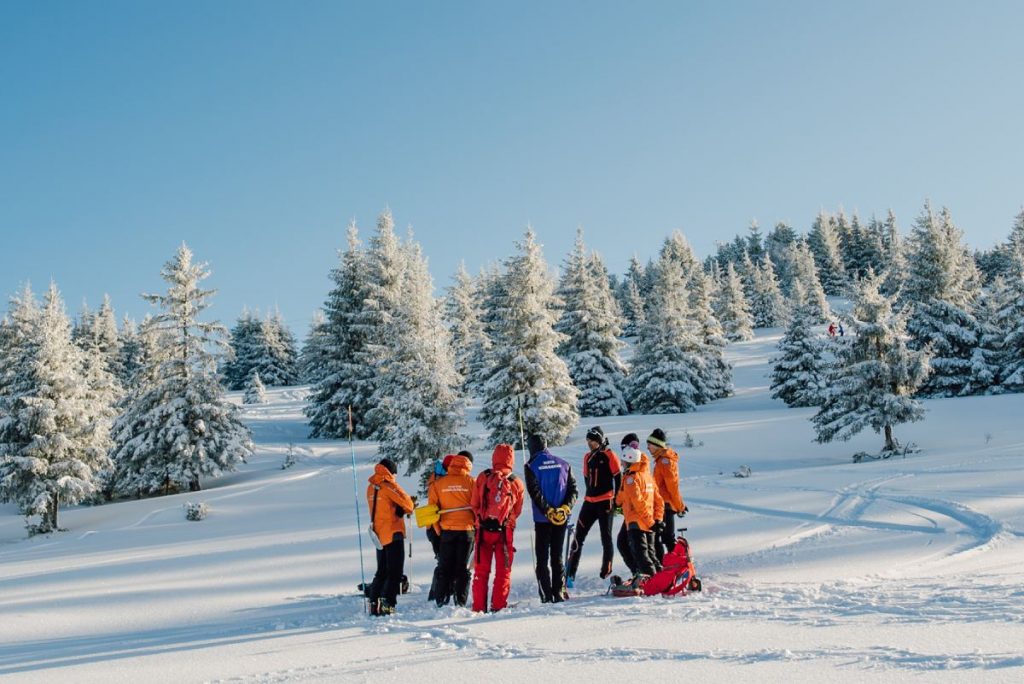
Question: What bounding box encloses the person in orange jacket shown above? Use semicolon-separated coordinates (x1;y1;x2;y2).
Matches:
614;434;659;582
427;451;476;607
366;457;415;616
471;444;525;612
647;428;687;562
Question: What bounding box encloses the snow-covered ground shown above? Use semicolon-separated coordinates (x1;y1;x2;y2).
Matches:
2;331;1024;683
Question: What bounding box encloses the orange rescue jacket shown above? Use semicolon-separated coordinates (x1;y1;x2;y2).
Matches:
650;445;685;513
615;453;656;531
427;454;476;531
367;463;415;545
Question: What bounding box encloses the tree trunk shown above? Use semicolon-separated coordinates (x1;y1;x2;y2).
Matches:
883;424;896;452
50;491;59;531
189;476;201;492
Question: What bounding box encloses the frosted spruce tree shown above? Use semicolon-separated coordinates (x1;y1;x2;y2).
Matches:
625;255;705;414
366;238;468;475
689;269;733;401
305;221;376;439
110;245;252;495
879;210;907;297
812;273;930;452
0;284;113;533
749;254;789;328
770;282;828;407
788;240;830;322
997;245;1024;393
617;256;647;337
444;262;492;395
480;228;579;446
766;222;799;293
117;316;145;386
243;371;268;405
555;230;628;417
224;309;263;390
254;313;298;386
903;203;986;397
808;211;847;295
297;310;331;385
714;261;754;341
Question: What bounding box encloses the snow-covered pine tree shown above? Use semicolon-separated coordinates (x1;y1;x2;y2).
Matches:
480;227;578;446
110;244;252;496
689;269;733;401
749;253;790;328
91;294;123;381
298;310;331;385
625;254;705;414
445;262;491;395
618;256;647;338
770;281;828;407
808;211;847;295
788;240;830;322
243;370;268;404
305;221;376;439
997;245;1024;393
251;313;298;387
555;230;628;417
972;275;1009;393
224;309;262;390
0;283;113;533
879;209;907;297
71;300;94;348
766;222;798;293
714;261;755;341
904;203;986;397
366;237;468;475
812;273;930;452
358;209;408;438
745;220;765;265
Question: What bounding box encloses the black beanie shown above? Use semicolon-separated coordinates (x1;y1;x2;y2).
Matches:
586;426;606;445
457;449;474;463
379;458;398;475
620;432;640;448
526;433;547;456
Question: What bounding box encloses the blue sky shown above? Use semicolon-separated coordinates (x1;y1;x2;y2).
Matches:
2;1;1022;334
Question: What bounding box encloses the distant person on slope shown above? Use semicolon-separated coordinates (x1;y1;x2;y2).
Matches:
566;426;621;585
366;458;416;616
647;428;687;563
525;433;578;603
471;444;525;613
615;434;661;584
427;451;476;607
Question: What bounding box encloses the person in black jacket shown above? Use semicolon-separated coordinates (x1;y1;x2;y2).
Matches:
524;433;578;603
566;426;621;584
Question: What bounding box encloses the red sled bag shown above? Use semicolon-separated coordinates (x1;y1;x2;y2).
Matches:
608;531;702;597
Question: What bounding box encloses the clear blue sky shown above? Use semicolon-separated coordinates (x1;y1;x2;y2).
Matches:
2;1;1022;334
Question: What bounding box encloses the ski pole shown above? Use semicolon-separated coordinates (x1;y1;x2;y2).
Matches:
349;406;368;613
518;396;539;599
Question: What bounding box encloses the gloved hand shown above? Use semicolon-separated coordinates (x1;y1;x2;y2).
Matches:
613;505;623;516
557;504;571;524
654;520;666;534
677;505;688;518
545;506;569;526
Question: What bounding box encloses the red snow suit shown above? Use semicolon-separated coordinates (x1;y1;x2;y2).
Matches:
471;444;524;612
640;536;699;596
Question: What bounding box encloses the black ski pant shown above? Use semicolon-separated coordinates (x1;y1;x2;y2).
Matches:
566;499;614;579
369;534;405;608
654;505;678;563
617;522;657;577
435;529;475;607
426;526;442;601
534;522;569;602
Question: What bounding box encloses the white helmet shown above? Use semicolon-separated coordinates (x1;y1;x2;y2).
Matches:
621;446;642;464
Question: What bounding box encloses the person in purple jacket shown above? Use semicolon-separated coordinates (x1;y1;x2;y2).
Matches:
524;433;578;603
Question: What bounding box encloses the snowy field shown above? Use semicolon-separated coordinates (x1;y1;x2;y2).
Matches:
2;330;1024;683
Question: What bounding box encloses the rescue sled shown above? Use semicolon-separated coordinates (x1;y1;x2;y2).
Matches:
608;530;702;598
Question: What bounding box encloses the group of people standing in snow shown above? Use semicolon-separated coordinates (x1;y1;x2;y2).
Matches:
363;427;687;617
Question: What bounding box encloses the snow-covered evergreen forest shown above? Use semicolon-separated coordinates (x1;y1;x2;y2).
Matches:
4;203;1024;535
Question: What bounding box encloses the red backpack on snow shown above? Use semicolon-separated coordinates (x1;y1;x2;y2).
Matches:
609;530;702;598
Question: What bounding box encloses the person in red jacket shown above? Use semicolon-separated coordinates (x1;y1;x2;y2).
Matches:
366;458;415;616
647;428;687;563
471;444;525;613
427;451;476;607
566;426;621;584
